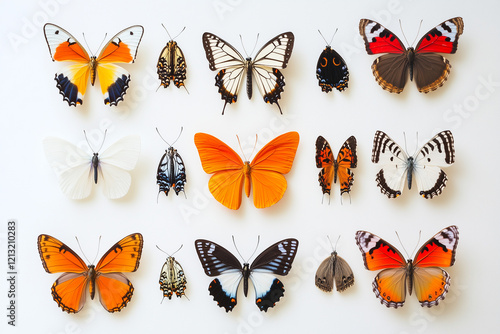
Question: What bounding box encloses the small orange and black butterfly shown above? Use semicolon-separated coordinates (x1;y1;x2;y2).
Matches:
37;233;143;313
315;136;357;202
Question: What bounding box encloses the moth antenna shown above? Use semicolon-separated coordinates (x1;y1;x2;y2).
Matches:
171;244;183;256
161;23;173;40
318;28;338;46
156;127;183;147
395;231;410;259
318;29;329;46
398;19;410;47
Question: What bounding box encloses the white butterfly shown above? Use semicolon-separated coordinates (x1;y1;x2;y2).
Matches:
43;131;141;199
202;31;294;114
371;130;455;199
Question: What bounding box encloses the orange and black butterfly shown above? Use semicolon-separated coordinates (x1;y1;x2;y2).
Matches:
194;131;299;210
315;136;357;202
37;233;143;313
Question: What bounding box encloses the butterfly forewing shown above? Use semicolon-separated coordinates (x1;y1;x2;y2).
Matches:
250;238;298;275
195;239;243;276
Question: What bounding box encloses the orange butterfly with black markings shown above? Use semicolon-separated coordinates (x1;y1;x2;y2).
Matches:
315;135;357;202
43;23;144;106
37;233;143;313
194;131;299;210
355;226;459;308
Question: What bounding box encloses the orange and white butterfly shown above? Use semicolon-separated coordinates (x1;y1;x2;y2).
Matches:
194;131;299;210
37;233;143;313
355;226;459;308
43;23;144;106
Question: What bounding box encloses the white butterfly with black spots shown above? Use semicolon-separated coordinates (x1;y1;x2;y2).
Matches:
371;130;455;199
202;31;294;114
194;238;298;312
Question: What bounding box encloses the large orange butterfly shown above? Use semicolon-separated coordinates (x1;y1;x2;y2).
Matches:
355;226;459;308
43;23;144;106
37;233;143;313
194;131;299;209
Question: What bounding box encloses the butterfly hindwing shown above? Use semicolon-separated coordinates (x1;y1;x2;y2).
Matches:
194;238;298;312
202;32;294;114
316;46;349;92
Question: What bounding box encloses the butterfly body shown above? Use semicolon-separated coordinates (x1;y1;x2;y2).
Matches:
316;46;349;92
38;233;143;313
315;136;357;198
195;238;298;312
371;130;454;199
359;17;463;93
315;250;354;292
44;23;144;106
194;131;299;209
203;32;294;114
159;256;187;299
355;226;459;308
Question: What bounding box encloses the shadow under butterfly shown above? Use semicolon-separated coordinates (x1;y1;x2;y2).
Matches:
194;237;299;312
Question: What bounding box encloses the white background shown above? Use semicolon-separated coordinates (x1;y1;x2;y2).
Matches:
1;0;499;333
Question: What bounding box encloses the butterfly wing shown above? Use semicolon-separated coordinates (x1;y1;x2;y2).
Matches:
97;135;141;199
202;32;246;113
315;136;335;195
315;251;354;292
355;231;408;308
43;23;91;106
359;19;409;93
412;226;459;307
316;46;349;92
249;131;299;208
251;32;294;112
157;40;188;89
92;233;143;312
95;25;143;106
371;131;410;198
194;132;245;210
194;239;243;312
43;136;94;199
336;136;357;196
159;257;187;299
37;234;90;313
411;130;455;199
250;238;298;311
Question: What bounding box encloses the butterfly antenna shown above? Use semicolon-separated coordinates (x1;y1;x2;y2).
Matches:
231;235;245;262
156;127;172;147
246;134;258;161
414;132;419;156
161;23;173;40
318;29;329;46
411;20;423;47
402;131;409;155
156;245;172;257
398;19;410;47
235;134;249;162
81;32;95;56
395;231;410;259
248;235;261;261
409;231;422;259
83;129;106;153
92;32;109;56
173;26;186;41
172;127;184;146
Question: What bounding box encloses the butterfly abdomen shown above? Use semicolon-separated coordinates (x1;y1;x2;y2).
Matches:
243;162;251;198
246;58;253;99
90;57;98;86
92;153;99;184
406;157;415;190
88;265;97;300
407;47;415;81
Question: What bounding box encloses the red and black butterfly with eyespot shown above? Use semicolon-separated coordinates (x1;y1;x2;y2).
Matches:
194;238;298;312
315;136;357;201
316;31;349;93
359;17;464;93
